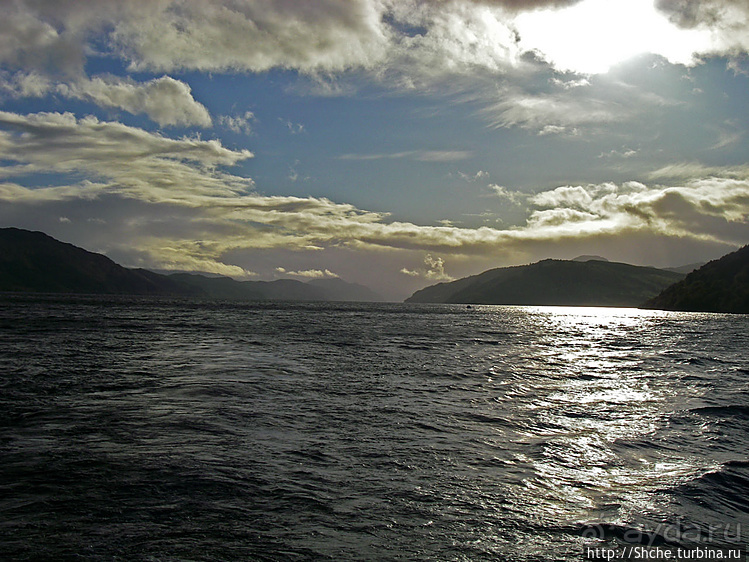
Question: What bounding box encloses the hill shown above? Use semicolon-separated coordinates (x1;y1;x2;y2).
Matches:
0;227;382;302
643;245;749;313
0;227;194;296
405;258;685;307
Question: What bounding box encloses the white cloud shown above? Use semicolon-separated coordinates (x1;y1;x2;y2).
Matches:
1;0;748;94
598;148;638;159
551;76;590;89
0;71;53;97
275;267;338;279
401;254;453;280
487;183;525;204
339;150;472;161
134;241;259;278
527;178;749;244
709;121;745;150
0;70;212;128
0;111;254;209
655;0;749;60
280;119;305;135
0;5;87;76
0;110;747;287
0;110;248;164
219;111;256;134
516;0;714;74
458;170;490;182
112;0;390;74
2;0;747;140
59;75;212;127
484;90;624;132
384;1;524;80
648;162;749;180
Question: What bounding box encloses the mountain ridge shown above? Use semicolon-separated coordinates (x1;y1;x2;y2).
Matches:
0;227;383;302
0;227;194;296
405;258;685;307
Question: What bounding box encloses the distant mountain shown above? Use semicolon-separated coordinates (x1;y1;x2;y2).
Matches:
0;227;194;296
572;255;608;262
405;258;685;307
169;273;383;302
0;227;382;302
663;262;705;275
307;277;384;302
643;245;749;313
168;273;330;301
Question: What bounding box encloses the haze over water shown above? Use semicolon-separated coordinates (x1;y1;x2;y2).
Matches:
1;295;748;560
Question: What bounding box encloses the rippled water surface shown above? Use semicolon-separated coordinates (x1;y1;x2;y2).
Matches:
1;295;748;560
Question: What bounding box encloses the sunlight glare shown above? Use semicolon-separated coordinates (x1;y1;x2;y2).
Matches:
514;0;712;74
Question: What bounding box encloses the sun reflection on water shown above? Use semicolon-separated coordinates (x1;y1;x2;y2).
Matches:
503;306;718;528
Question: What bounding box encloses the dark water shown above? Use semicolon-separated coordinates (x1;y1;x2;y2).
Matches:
1;295;748;561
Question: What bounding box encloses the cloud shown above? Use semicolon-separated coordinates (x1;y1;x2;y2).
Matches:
59;75;213;127
478;70;681;133
708;120;745;150
514;0;717;74
644;0;749;63
132;241;259;278
339;149;472;161
0;0;534;100
219;111;256;134
0;70;212;128
655;0;749;30
484;90;624;132
2;0;749;94
0;110;747;287
458;170;490;182
280;119;305;135
0;0;390;76
0;71;53;97
275;267;338;279
3;0;747;142
112;0;390;74
401;254;453;280
527;178;749;244
598;148;638;159
383;1;523;80
487;183;525;204
0;111;251;184
0;5;87;76
460;0;583;10
648;162;749;180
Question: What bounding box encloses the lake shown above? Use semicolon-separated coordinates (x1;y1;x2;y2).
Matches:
1;295;747;560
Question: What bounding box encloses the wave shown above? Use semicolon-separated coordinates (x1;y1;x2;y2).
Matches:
672;460;749;514
569;522;675;546
690;405;749;419
684;356;729;366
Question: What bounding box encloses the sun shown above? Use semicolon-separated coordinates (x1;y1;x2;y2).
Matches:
514;0;710;75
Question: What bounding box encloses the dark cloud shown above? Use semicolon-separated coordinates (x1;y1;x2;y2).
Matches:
655;0;749;28
421;0;583;11
656;0;717;27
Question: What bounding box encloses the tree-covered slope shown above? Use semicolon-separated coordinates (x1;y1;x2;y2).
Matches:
643;245;749;313
406;259;685;307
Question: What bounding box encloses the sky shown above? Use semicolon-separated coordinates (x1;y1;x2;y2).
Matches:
0;0;748;301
